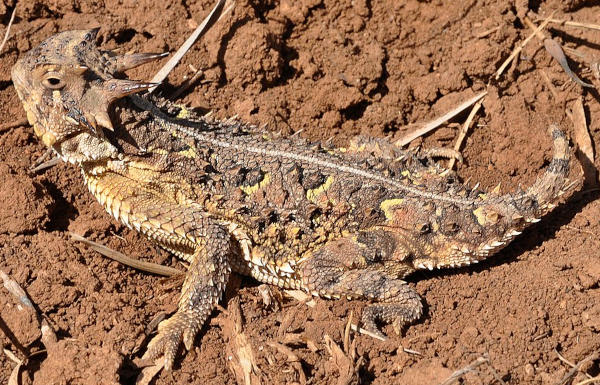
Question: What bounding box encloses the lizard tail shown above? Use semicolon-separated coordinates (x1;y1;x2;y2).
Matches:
513;124;579;222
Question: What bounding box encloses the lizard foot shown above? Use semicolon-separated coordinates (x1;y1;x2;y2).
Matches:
360;284;423;338
143;310;199;371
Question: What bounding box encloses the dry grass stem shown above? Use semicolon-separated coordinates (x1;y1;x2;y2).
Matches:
343;311;353;354
402;347;423;355
3;349;21;365
438;355;490;385
267;342;307;385
476;25;501;39
149;0;230;92
69;232;182;276
170;67;205;99
573;376;600;385
395;91;487;146
555;348;579;369
570;97;594;161
0;4;17;55
556;351;599;385
540;70;560;100
8;361;22;385
349;323;387;341
324;333;363;385
0;270;34;309
495;12;555;80
524;16;547;40
31;157;61;173
537;18;600;32
0;118;28;133
448;97;484;170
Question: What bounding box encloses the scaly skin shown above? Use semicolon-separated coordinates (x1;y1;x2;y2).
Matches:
11;29;579;370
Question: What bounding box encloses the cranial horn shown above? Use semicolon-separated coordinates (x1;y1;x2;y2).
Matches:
102;78;160;101
94;110;114;132
72;65;89;75
81;78;158;133
84;27;101;43
113;52;169;72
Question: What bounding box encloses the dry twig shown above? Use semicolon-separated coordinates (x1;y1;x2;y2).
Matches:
149;0;231;92
31;157;61;173
69;232;182;276
569;97;594;162
349;323;387;342
448;97;484;170
324;330;363;385
0;118;28;133
438;355;490;385
495;12;555;80
573;376;600;385
0;4;17;55
556;351;599;385
523;16;548;40
170;65;205;99
536;18;600;32
395;91;487;146
220;298;261;385
476;25;501;39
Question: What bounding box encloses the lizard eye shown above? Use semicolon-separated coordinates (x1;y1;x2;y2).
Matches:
416;223;430;234
42;73;65;90
444;222;460;233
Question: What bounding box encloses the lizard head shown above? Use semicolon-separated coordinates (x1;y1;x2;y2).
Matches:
11;28;162;163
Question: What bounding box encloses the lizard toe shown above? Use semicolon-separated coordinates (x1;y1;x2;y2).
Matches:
144;312;195;371
361;298;423;338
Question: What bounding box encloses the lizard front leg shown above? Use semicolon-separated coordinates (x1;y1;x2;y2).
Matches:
85;171;232;370
298;233;423;338
143;221;231;370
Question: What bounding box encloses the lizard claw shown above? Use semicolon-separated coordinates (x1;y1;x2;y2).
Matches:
143;311;198;371
360;298;423;339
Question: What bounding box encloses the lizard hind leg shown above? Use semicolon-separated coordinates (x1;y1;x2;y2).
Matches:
298;236;423;339
143;222;231;370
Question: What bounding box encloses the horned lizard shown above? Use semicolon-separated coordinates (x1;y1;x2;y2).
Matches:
11;29;578;370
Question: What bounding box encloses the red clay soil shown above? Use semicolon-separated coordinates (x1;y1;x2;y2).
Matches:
1;0;600;384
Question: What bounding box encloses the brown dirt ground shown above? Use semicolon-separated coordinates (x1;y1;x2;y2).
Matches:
1;0;600;384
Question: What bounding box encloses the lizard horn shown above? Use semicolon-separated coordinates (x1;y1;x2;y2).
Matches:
112;52;169;72
84;27;101;42
81;79;159;132
102;78;159;101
